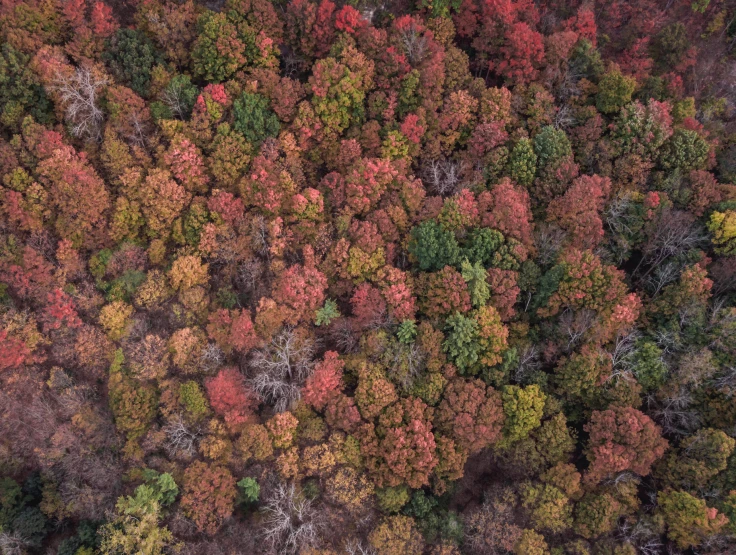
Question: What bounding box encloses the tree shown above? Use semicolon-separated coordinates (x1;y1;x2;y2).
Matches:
43;289;82;331
554;344;611;407
160;74;199;120
308;47;374;137
37;144;111;248
494;22;545;86
408;220;461;271
302;351;343;410
314;298;340;326
180;461;237;535
355;362;398;420
0;44;53;128
584;406;668;484
232;92;280;145
191;12;247;82
98;494;175;555
656;428;735;490
462;228;505;267
659;128;710;171
435;378;504;454
418;266;471;318
546;175;611;250
519;482;572;533
515;529;549;555
510;137;537;186
369;515;425;555
367;397;439;488
707;210;736;255
596;64;636;114
500;385;545;446
163;134;209;193
0;330;31;371
206;367;258;431
477;179;534;249
657;490;727;549
103;28;160;96
169;255;209;291
272;254;328;325
266;411;299;449
108;350;158;441
461;259;490;308
533;126;572;172
573;492;621;539
443;306;508;376
207;309;259;353
239;153;298;216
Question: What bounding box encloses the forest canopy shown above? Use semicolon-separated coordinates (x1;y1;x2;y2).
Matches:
1;0;736;553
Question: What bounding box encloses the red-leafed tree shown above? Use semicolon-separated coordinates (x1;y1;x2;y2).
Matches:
164;134;210;194
418;266;472;318
207;309;260;353
486;268;519;321
351;283;389;329
478;178;534;250
43;289;83;331
181;461;237;535
378;266;417;321
493;22;545;85
325;392;362;432
547;175;611;250
207;189;245;226
0;330;31;371
302;351;344;410
90;1;118;37
272;247;328;325
36;145;111;248
206;367;259;431
584;406;668;484
239;153;298;217
361;397;439;488
688;170;724;217
435;378;505;454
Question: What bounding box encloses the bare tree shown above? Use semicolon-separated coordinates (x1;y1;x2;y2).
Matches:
160;80;192;120
606;330;641;382
513;345;541;384
384;340;426;392
163;414;201;458
327;317;360;354
559;308;597;351
250;328;316;412
646;389;702;437
635;209;708;280
260;482;324;555
51;66;108;140
250;215;271;258
0;532;29;555
642;261;681;297
345;540;377;555
617;518;663;555
399;25;428;64
199;343;225;374
421;158;460;196
605;192;638;237
534;223;567;267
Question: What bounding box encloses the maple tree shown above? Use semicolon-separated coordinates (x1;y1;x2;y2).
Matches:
206;367;259;431
584;406;668;484
180;461;237;535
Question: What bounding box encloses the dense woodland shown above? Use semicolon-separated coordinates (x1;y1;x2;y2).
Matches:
2;0;736;553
